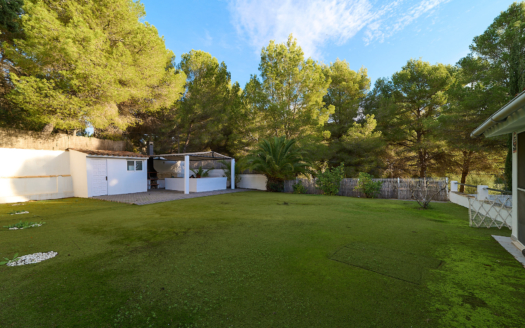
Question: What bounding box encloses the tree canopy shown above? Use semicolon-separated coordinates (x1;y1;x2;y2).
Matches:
4;0;185;134
244;35;334;142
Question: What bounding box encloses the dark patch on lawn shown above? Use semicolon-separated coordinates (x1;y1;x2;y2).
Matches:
462;293;488;309
330;242;442;285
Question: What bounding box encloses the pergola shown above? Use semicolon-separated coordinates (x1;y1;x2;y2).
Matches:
155;151;235;195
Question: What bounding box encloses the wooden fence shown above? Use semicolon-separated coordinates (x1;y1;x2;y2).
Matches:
284;178;449;201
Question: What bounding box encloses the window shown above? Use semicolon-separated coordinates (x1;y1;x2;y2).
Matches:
127;161;135;171
136;161;143;171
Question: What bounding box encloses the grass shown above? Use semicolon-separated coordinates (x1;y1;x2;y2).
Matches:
0;192;524;327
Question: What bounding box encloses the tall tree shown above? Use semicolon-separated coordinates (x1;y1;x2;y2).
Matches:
469;2;525;189
175;50;240;153
0;0;25;129
244;35;334;142
439;55;507;192
127;50;247;156
329;114;385;177
365;59;455;177
4;0;185;134
323;59;370;139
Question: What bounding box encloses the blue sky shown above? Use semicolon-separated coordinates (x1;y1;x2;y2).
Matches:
141;0;516;88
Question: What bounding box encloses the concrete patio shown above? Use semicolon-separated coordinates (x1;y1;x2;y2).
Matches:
91;188;249;205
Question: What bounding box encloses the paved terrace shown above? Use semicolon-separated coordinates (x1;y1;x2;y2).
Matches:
92;188;249;205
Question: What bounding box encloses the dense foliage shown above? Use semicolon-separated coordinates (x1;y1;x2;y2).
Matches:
316;164;345;196
1;1;521;187
354;172;383;199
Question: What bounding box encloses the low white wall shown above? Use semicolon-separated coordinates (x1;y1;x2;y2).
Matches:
450;190;513;227
165;177;227;192
0;148;73;203
238;174;267;190
450;192;471;208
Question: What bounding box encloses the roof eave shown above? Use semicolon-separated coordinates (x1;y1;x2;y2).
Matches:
471;89;525;137
484;106;525;137
86;155;148;160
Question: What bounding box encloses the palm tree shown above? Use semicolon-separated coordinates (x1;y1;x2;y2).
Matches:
246;136;310;191
219;159;248;186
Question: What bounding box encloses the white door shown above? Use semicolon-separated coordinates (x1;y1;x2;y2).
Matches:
91;159;108;196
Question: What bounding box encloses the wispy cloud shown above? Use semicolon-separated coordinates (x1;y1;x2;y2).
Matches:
228;0;451;58
202;29;213;47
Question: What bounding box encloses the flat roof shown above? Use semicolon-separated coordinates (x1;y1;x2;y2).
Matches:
155;151;232;161
68;148;149;158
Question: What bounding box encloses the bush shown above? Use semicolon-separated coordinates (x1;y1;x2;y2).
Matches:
292;180;307;194
267;180;284;192
354;172;382;198
316;164;345;196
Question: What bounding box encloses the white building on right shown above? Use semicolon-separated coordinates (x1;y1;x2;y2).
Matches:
472;91;525;250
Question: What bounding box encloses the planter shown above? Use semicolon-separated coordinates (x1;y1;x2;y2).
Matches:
165;177;227;193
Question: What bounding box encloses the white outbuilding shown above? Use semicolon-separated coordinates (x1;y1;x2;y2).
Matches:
68;149;149;197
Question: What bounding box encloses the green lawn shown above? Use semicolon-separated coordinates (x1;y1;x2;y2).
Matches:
1;192;524;327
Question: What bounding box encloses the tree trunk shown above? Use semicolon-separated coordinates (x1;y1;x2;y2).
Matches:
183;123;193;153
418;149;426;178
459;151;473;193
42;123;54;135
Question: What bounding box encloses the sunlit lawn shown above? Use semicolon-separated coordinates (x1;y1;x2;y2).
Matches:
1;191;524;327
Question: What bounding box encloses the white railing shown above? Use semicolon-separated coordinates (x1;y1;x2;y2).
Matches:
450;181;512;230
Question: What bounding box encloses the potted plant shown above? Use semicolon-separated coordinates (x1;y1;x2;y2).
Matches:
190;166;211;178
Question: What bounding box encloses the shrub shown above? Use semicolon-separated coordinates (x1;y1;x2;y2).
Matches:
292;180;308;194
316;164;345;196
267;180;284;192
408;178;447;209
354;172;382;198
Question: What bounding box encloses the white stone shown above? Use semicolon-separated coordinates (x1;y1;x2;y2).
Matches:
11;211;29;215
6;251;58;266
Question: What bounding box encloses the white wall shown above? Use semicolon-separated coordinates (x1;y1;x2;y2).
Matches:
238;174;267;190
0;148;73;203
70;150;88;198
1;148;70;176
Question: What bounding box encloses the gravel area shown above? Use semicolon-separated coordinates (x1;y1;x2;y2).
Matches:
8;223;43;230
7;252;58;266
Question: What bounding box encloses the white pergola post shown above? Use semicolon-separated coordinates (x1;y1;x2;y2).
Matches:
231;158;235;190
184;155;190;194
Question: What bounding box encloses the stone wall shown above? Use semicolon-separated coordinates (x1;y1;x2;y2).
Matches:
0;128;126;151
